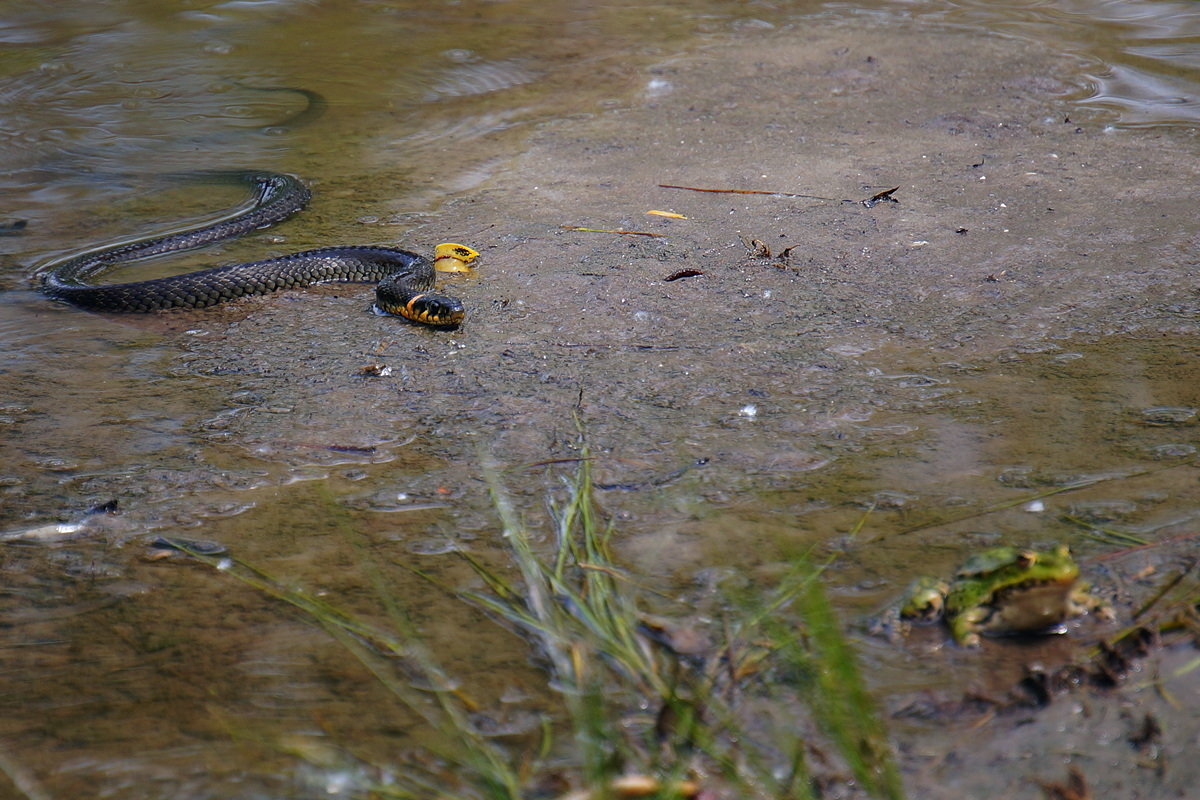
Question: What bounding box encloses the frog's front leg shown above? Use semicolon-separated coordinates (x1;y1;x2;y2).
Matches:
870;577;948;642
948;608;987;648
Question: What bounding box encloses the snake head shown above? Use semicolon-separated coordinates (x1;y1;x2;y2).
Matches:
433;242;479;273
392;292;465;328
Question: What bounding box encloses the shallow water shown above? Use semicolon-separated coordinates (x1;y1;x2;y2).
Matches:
1;1;1198;797
878;0;1200;127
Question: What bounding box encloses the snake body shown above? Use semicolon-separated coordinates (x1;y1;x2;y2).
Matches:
39;171;467;327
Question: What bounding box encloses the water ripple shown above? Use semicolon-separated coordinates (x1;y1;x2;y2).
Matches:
423;59;537;101
877;0;1200;126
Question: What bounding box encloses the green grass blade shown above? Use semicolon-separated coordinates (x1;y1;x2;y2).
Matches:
789;568;904;800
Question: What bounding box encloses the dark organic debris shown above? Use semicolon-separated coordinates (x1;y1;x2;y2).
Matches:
1129;712;1162;752
1014;624;1157;707
87;499;120;515
663;268;704;282
0;219;28;236
895;619;1173;725
1037;766;1091;800
358;362;392;377
738;236;799;265
777;244;799;263
862;186;900;208
743;236;771;258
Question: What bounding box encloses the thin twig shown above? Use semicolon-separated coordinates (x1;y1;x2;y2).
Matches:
1132;560;1197;621
657;183;841;201
886;462;1195;539
560;225;664;237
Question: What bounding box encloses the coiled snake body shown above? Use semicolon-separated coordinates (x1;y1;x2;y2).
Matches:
39;171;475;327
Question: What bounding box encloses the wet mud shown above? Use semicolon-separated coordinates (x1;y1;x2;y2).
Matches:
2;12;1199;800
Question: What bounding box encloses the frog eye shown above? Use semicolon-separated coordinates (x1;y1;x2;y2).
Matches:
1015;550;1037;568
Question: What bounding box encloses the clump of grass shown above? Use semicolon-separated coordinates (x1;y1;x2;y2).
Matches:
459;437;903;799
183;438;903;799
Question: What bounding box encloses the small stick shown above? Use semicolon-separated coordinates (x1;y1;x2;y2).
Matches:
658;183;841;201
560;225;664;238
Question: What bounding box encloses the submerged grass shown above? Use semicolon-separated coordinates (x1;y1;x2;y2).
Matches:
184;436;903;799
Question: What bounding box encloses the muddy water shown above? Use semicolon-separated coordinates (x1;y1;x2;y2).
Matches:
1;0;1199;798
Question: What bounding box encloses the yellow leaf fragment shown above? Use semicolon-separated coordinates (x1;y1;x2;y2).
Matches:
646;209;688;219
609;775;700;798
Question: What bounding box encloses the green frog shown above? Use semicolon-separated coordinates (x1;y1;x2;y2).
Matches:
897;545;1110;647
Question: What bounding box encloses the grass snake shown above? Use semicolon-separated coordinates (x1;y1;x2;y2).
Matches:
38;171;477;327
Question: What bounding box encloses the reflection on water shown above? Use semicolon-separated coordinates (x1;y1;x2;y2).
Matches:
879;0;1200;126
